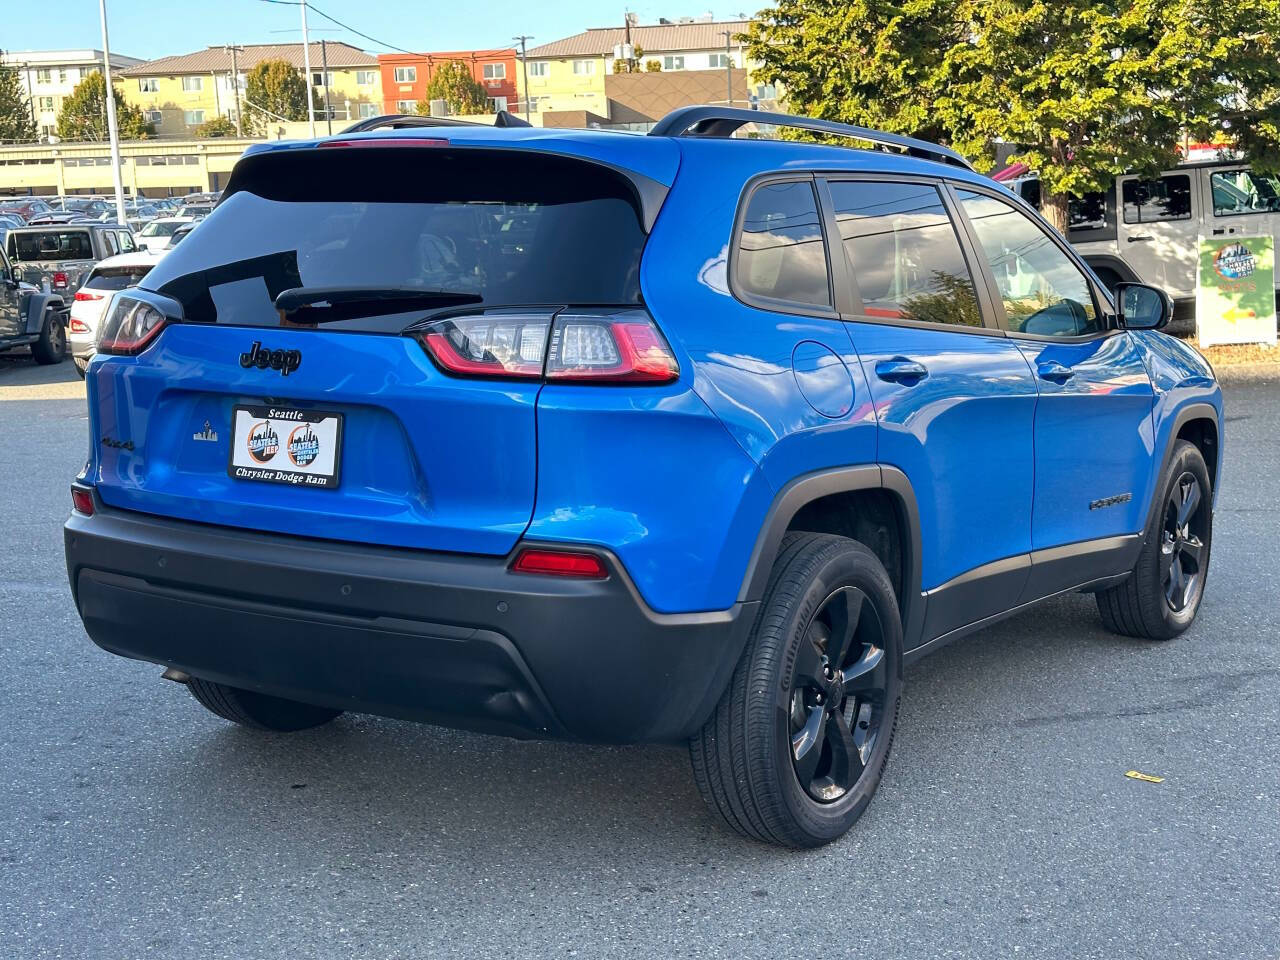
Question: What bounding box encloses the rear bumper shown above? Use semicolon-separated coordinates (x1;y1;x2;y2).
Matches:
65;494;754;743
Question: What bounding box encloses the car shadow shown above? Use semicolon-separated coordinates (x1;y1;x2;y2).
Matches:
0;352;82;387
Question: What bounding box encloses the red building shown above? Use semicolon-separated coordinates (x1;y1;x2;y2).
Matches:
378;50;519;115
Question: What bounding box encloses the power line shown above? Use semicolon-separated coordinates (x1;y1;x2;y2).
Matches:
253;0;415;55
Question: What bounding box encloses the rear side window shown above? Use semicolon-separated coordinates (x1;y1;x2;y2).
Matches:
85;266;153;291
1122;175;1191;223
830;180;981;327
103;232;119;257
1211;169;1280;216
145;147;650;328
117;231;137;253
735;180;831;309
7;230;94;261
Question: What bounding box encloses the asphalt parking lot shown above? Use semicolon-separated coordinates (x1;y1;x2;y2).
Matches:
2;353;1277;960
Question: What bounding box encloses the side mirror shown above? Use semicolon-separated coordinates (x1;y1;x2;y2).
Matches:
1116;282;1172;331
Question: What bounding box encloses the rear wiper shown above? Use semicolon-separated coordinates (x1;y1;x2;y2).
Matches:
274;286;482;323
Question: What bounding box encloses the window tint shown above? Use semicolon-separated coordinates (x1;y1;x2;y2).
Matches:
1019;179;1111;235
735;180;831;309
85;267;152;291
1122;175;1191;223
829;180;981;327
956;190;1101;337
8;230;94;262
1211;169;1280;216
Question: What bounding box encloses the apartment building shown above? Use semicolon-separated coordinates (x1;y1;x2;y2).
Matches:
1;49;145;143
517;17;769;120
117;42;381;137
378;50;518;116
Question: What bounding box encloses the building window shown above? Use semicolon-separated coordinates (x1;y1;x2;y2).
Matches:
486;96;508;113
709;53;734;68
357;102;377;118
181;75;203;92
38;97;54;111
40;124;55;139
356;69;375;85
527;61;548;77
36;68;51;84
311;71;334;87
138;78;159;93
394;66;416;83
662;56;686;71
184;110;206;126
572;60;595;75
483;63;506;80
396;100;416;114
58;69;68;83
146;110;163;124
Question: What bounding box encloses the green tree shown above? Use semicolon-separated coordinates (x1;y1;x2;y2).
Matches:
194;115;237;138
745;0;1280;234
416;60;487;116
55;71;152;141
243;59;318;134
0;53;37;143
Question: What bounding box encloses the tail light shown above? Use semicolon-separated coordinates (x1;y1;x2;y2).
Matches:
53;271;68;288
414;310;678;384
97;292;178;356
510;548;608;579
69;317;90;333
73;290;103;302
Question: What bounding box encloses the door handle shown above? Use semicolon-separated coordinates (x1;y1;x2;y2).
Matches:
875;358;928;384
1037;360;1075;383
1127;235;1154;243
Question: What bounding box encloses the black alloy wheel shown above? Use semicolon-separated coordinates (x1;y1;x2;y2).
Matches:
1161;471;1208;613
788;586;888;803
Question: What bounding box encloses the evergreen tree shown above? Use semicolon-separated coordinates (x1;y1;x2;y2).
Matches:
0;53;37;143
54;71;152;141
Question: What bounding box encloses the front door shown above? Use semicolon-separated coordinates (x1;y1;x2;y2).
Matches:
1116;171;1199;299
823;177;1039;644
952;187;1155;598
0;250;22;342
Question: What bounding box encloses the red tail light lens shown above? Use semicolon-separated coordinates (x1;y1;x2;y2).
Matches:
546;313;679;383
417;314;549;379
73;290;103;302
510;548;609;579
97;294;173;356
70;486;94;515
69;317;90;332
53;272;68;288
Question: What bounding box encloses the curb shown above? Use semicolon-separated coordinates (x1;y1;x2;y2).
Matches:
1214;363;1280;384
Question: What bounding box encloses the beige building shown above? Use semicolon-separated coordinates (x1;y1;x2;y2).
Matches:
1;49;145;143
117;42;382;138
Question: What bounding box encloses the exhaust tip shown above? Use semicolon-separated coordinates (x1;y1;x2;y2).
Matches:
161;667;190;684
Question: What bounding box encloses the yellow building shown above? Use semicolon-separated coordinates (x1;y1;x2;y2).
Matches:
117;42;382;138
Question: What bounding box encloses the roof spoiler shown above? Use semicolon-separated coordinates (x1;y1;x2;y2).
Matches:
647;105;973;171
339;110;532;134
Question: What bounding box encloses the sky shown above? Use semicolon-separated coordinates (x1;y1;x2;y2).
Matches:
7;0;756;60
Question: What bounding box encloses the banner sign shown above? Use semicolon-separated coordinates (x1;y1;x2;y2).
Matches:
1196;235;1277;347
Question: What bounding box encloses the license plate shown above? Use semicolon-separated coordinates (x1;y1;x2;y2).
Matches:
227;404;343;489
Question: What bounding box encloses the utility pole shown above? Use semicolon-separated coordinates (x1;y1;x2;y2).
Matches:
98;0;126;224
512;35;532;120
224;44;244;136
721;30;733;106
320;38;332;134
299;0;315;136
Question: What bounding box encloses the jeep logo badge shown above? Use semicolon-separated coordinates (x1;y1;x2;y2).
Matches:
240;341;301;377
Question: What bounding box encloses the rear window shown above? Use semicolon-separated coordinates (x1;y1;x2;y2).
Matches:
85;265;153;291
141;220;183;237
7;229;94;262
1123;175;1192;223
145;147;649;328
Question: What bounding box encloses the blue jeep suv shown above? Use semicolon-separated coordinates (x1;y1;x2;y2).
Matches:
65;107;1222;847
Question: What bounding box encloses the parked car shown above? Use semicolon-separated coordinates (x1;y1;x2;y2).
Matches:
27;212;96;226
1013;160;1280;334
0;243;69;364
176;202;214;219
64;106;1222;848
5;222;141;294
163;223;196;249
67;250;164;376
0;198;53;221
135;216;196;253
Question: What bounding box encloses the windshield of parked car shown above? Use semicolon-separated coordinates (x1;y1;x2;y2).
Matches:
6;229;94;262
141;220;183;237
144;146;648;329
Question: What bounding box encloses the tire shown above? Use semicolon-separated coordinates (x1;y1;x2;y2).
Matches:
186;676;343;731
31;309;66;365
1097;440;1213;640
690;532;903;847
73;357;88;378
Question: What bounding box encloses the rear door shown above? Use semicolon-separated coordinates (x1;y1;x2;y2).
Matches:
0;249;21;341
823;176;1039;643
1116;171;1198;298
952;186;1155;596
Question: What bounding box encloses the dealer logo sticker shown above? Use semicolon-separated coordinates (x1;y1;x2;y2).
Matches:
287;422;320;467
1213;242;1256;280
246;421;280;463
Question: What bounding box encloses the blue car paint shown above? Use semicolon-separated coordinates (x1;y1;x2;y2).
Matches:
81;126;1224;633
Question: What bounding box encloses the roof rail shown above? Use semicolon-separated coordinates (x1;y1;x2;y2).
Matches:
647;105;973;171
339;110;532;134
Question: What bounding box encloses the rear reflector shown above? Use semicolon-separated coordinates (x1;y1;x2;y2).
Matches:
510;548;609;579
71;486;94;516
73;290;103;302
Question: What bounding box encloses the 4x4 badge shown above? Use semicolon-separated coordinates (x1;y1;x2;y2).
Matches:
193;420;218;442
239;341;301;377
